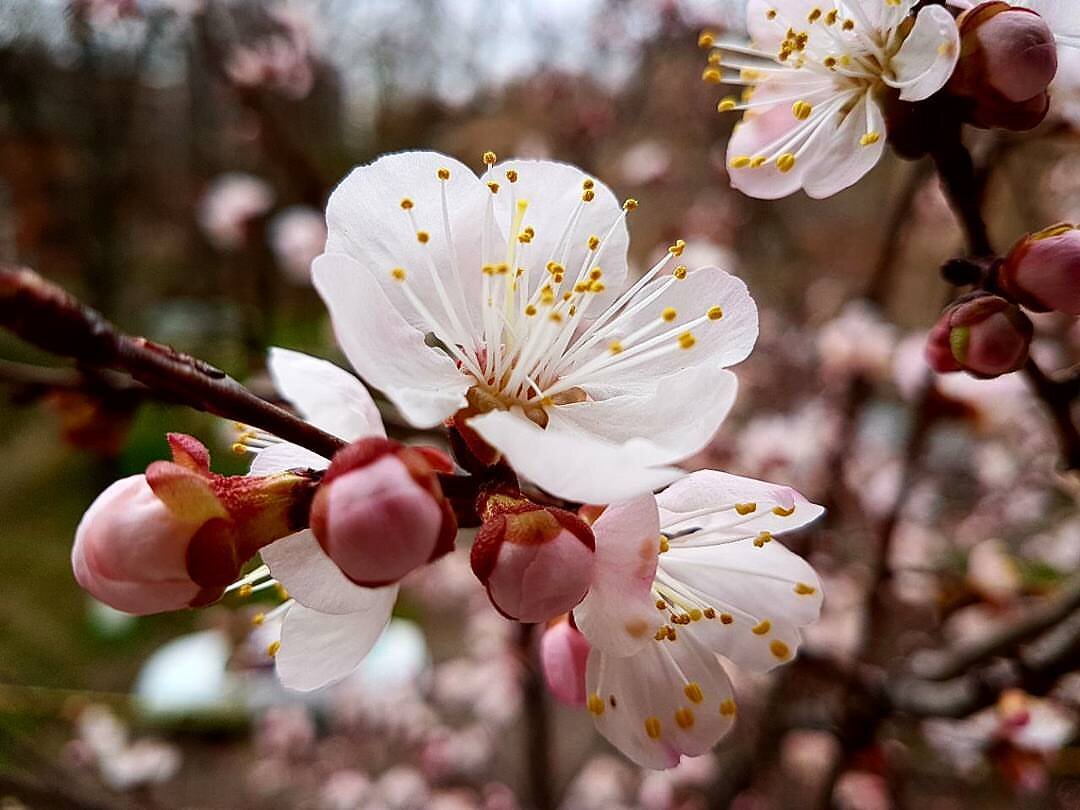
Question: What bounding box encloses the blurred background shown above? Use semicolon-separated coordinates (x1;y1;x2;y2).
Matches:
1;1;1079;808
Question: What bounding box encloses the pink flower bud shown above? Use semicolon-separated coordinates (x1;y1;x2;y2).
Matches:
949;2;1057;131
999;225;1080;315
72;475;207;614
539;617;590;707
72;434;316;615
309;438;457;587
470;491;595;623
926;294;1033;378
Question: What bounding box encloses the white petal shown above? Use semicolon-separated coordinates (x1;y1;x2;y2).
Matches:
801;94;886;200
659;540;823;672
249;443;329;475
324;150;487;332
466;409;683;503
312;252;470;428
727;105;810;200
267;348;386;440
581;266;758;386
657;469;824;538
558;368;738;463
889;4;961;102
574;494;662;656
494;159;630;305
586;636;737;770
276;599;395;691
261;530;399;615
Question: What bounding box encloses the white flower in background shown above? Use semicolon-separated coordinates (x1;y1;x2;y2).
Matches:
571;471;824;768
709;0;960;198
816;299;896;382
269;205;327;284
232;349;402;691
618;139;673;186
197;173;275;251
313;150;758;503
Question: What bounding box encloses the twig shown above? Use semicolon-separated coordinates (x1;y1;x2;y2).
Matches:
1022;358;1080;472
518;623;553;810
909;576;1080;680
0;266;345;460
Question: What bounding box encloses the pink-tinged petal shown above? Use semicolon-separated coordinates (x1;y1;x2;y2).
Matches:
586;635;737;770
493;159;630;304
144;462;228;527
745;0;820;51
889;4;961;101
574;494;662;656
268;348;386;441
727;105;810;200
249;442;329;476
561;369;737;466
312;252;470;428
801;94;886;200
324;151;487;332
275;598;396;691
466;409;683;503
660;540;823;672
656;469;824;539
261;529;399;615
541;620;591;707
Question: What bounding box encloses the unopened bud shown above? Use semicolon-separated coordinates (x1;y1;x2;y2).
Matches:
999;224;1080;315
539;617;590;707
471;490;595;623
309;437;457;587
72;434;315;614
949;1;1057;130
926;293;1033;378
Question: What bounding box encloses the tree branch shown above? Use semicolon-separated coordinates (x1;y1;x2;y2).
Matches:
0;266;346;461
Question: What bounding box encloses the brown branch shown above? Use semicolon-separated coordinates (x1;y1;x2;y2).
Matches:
517;623;553;810
908;576;1080;681
0;266;346;460
1022;358;1080;472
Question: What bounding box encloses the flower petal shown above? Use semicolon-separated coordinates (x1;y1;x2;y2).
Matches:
801;94;886;200
579;265;758;387
249;443;329;476
888;4;961;102
659;539;823;672
324;150;487;333
275;599;395;691
267;348;385;440
312;252;470;428
574;494;662;656
586;636;737;770
494;159;630;305
727;104;811;200
261;529;399;615
465;408;683;503
657;469;824;539
558;368;738;464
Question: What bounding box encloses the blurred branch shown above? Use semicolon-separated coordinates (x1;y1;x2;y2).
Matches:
517;623;553;810
0;266;345;460
1022;358;1080;472
907;576;1080;681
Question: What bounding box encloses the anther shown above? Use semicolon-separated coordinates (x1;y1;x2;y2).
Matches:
237;584;253;598
718;97;737;112
391;267;407;281
720;613;733;624
776;153;796;173
582;189;595;202
752;620;771;635
267;640;281;657
416;231;430;243
487;181;500;193
772;505;795;517
794;582;817;595
770;640;791;660
719;699;737;716
734;502;756;515
698;30;715;48
662;307;677;322
482;151;497;165
702;67;723;84
730;155;751;169
400;198;414;210
669;239;686;256
684;682;704;703
707;306;723;320
582;178;595;190
754;531;773;548
674;708;695;729
678;332;696;350
623;198;639;211
588;235;600;250
860;132;880;146
792;100;812;120
644;716;662;739
437;167;450;180
673;266;687;280
505;169;518;182
588;694;605;716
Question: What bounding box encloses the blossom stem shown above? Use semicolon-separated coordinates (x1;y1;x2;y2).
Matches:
0;265;347;461
518;622;554;810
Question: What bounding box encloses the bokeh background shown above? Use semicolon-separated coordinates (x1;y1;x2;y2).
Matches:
1;1;1079;808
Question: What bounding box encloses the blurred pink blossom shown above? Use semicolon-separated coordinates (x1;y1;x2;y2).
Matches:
817;301;897;383
270;205;326;284
197;173;275;250
618;139;673;186
225;7;316;100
